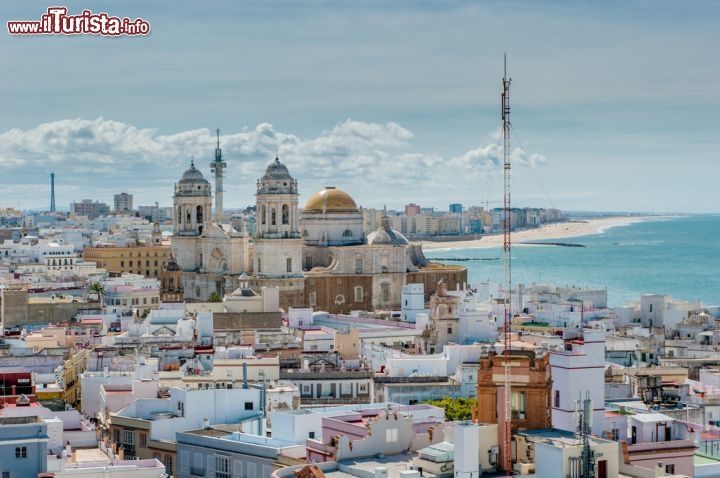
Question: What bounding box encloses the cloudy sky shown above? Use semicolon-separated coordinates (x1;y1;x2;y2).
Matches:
1;1;718;213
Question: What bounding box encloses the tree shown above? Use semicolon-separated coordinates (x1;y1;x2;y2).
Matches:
88;282;105;302
208;292;222;303
423;397;478;421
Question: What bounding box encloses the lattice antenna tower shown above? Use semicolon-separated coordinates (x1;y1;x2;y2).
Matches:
501;53;513;474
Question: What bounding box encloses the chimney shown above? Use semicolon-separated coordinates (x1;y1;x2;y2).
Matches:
50;172;56;213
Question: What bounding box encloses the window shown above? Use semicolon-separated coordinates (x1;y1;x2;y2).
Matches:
381;283;390;303
308;292;317;307
447;326;453;334
244;401;254;410
309;431;316;439
257;258;261;273
343;229;353;237
122;429;135;445
163;455;173;476
358;383;367;394
192;453;205;476
355;257;363;273
665;464;675;474
15;446;27;458
286;258;292;273
304;255;313;269
215;455;231;478
554;390;560;408
354;286;364;303
271;208;276;225
511;391;527;419
386;428;398;443
140;433;147;448
282;204;289;225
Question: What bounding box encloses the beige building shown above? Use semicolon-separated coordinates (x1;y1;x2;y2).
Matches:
83;236;170;278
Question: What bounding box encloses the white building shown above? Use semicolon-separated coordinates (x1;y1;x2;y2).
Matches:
400;283;428;323
48;459;165;478
550;326;607;434
530;430;619;478
102;273;160;315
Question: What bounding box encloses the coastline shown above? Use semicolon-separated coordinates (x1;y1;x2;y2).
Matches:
420;215;664;251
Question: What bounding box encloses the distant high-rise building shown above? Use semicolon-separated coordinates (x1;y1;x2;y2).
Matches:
138;202;171;223
404;203;421;216
114;192;133;213
70;199;110;219
449;203;463;214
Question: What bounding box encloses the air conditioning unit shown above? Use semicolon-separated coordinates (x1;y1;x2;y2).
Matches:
513;462;535;475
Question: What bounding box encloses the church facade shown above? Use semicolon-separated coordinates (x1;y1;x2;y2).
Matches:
171;161;250;301
171;153;466;311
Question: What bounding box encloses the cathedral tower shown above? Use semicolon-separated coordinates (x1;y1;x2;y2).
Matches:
254;157;304;307
173;161;212;236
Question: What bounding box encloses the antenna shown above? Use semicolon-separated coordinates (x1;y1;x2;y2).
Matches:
501;53;513;474
210;128;227;223
578;391;596;478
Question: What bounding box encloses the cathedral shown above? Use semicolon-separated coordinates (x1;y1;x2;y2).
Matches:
171;144;466;311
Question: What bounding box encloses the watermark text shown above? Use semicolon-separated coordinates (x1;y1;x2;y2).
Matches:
8;7;150;36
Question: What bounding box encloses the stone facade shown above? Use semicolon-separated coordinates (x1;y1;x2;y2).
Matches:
476;350;552;430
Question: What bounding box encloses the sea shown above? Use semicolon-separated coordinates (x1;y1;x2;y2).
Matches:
423;214;720;308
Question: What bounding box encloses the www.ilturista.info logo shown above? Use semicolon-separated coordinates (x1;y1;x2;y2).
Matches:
8;7;150;36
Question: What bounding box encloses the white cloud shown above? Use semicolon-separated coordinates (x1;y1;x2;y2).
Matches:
0;117;547;210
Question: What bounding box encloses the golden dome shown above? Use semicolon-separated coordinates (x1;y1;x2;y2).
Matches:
303;187;358;213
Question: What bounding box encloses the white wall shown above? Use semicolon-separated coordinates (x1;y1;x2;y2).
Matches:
385;356;448;378
271;410;322;443
288;307;313;328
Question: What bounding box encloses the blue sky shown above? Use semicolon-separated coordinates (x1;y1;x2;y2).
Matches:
1;1;718;213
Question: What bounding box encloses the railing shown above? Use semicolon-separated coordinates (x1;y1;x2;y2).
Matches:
374;375;449;383
699;440;720;459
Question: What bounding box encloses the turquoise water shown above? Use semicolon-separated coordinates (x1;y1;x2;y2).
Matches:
423;215;720;307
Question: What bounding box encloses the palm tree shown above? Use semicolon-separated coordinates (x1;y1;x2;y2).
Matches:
88;282;105;304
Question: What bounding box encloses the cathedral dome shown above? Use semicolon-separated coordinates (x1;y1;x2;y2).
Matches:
367;215;409;246
304;187;358;213
178;161;207;183
262;157;293;180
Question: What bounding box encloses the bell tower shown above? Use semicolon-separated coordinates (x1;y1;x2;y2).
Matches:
253;156;304;308
255;157;301;240
173;160;212;236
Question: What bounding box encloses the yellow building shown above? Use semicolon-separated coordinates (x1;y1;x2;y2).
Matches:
83;245;171;278
63;348;89;408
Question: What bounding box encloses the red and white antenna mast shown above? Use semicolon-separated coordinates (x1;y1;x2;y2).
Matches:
501;53;513;474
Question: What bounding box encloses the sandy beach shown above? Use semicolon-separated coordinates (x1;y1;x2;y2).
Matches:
420;216;659;250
